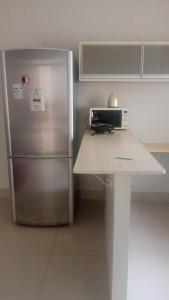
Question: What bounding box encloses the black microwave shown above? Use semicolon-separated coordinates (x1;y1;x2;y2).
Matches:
89;107;129;130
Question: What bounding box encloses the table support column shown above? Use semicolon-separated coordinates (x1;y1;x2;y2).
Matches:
105;174;131;300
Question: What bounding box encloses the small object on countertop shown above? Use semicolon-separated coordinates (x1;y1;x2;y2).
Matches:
107;92;119;107
114;155;133;160
91;123;114;134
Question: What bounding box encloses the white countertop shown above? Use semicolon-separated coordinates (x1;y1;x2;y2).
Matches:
73;130;166;175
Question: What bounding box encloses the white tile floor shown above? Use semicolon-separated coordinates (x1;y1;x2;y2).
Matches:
128;200;169;300
0;198;108;300
0;197;169;300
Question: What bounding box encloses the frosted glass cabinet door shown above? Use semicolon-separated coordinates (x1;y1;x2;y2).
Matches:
80;45;142;78
143;45;169;75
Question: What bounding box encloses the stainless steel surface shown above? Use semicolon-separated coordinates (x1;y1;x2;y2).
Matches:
82;45;142;75
4;49;71;157
12;157;71;225
1;48;74;226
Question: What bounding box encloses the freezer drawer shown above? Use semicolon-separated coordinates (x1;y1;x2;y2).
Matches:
10;158;72;225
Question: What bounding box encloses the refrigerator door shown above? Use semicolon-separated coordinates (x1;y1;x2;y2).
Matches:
3;49;73;157
10;157;72;225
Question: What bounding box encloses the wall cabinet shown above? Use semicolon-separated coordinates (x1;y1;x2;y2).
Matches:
79;42;169;81
143;45;169;78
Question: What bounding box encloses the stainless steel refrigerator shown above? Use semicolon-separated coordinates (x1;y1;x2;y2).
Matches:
1;48;74;226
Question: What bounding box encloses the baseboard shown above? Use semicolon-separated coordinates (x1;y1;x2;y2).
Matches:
0;188;104;201
0;188;9;198
132;191;169;202
77;189;169;202
1;188;168;203
76;189;104;201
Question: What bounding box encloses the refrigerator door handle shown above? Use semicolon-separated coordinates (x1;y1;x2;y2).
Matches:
8;158;16;222
69;158;74;224
68;51;74;158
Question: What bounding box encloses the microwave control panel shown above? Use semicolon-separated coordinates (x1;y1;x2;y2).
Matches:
121;109;129;129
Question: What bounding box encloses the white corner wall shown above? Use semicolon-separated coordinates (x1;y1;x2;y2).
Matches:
0;0;169;193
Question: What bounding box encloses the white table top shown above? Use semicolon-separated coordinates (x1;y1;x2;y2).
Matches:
73;130;166;175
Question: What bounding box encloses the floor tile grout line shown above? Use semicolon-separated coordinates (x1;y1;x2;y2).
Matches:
37;228;106;299
45;253;105;257
37;229;58;300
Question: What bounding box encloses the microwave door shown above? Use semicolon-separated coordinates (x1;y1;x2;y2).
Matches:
90;108;128;130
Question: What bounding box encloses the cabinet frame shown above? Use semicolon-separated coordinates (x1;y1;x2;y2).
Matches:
79;41;169;82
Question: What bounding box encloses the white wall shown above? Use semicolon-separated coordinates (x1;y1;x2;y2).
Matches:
0;0;169;192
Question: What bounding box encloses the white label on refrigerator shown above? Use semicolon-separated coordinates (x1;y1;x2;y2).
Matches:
30;88;45;112
12;84;23;100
